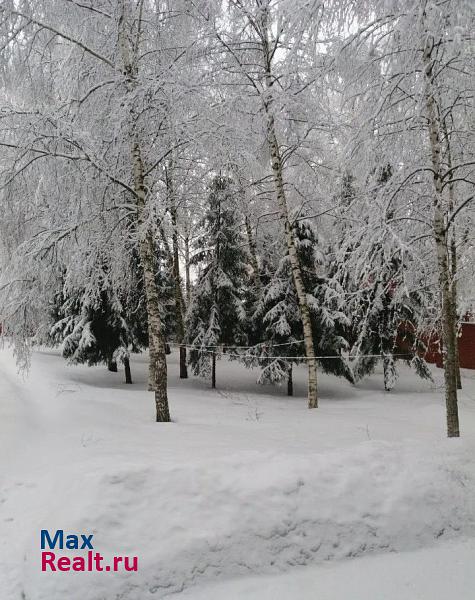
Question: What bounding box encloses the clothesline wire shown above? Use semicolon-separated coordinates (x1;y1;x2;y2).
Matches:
167;343;414;361
168;340;306;349
197;350;414;360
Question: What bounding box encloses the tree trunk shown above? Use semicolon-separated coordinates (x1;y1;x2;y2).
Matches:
443;118;462;390
433;219;459;437
107;356;118;372
179;346;187;379
422;34;459;437
451;238;462;390
178;341;187;377
260;7;318;409
119;6;170;422
166;162;188;379
184;233;191;306
147;324;156;390
124;356;132;384
267;126;318;409
287;363;293;396
134;145;171;422
382;355;396;392
211;351;216;389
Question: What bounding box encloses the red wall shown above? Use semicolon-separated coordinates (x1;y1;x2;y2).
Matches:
458;323;475;369
423;323;475;370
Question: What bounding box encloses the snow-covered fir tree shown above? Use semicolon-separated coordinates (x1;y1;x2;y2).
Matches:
348;251;433;390
46;246;151;384
248;216;353;393
186;175;249;384
340;167;433;390
50;285;135;381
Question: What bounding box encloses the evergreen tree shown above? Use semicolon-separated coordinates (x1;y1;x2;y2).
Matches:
186;176;249;385
348;250;433;390
247;217;354;393
343;166;433;390
154;246;176;349
45;240;175;385
47;251;151;383
50;287;131;374
243;230;276;347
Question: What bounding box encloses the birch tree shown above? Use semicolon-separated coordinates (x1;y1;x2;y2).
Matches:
0;0;207;420
340;0;474;435
205;0;337;408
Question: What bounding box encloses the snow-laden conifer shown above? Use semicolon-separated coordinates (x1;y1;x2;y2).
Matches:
186;176;249;384
249;216;353;391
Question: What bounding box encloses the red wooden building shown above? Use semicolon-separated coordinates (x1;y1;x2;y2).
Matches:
424;319;475;370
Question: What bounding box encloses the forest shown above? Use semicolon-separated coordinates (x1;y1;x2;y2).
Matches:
0;0;473;437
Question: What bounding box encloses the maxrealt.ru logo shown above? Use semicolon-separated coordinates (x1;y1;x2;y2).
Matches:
41;530;138;572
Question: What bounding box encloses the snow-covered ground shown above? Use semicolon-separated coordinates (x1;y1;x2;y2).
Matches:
1;347;475;599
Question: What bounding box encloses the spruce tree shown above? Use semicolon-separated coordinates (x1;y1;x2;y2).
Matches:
344;166;433;390
47;253;150;383
248;217;354;393
349;250;433;390
50;287;131;373
186;175;249;385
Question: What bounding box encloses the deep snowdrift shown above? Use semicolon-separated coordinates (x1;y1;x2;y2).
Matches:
1;348;475;599
24;441;475;600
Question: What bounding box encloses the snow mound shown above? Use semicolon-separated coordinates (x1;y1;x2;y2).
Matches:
22;438;475;600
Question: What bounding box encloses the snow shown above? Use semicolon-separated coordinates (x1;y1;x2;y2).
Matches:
1;347;475;599
171;537;475;600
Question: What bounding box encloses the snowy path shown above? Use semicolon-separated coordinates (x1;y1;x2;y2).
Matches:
1;347;475;599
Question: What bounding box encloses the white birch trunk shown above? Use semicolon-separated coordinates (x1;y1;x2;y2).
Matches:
422;33;459;437
442;118;462;390
267;124;318;408
259;7;318;409
119;2;170;421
